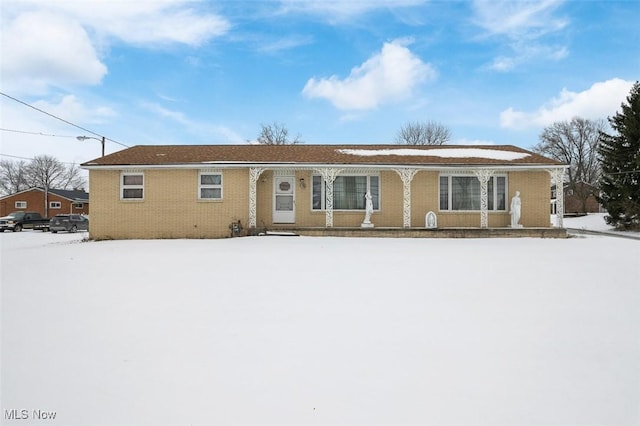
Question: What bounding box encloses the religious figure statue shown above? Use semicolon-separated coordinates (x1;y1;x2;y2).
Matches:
362;192;374;227
510;191;521;227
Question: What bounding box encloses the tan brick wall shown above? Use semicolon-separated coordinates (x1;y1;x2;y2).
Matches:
411;171;439;227
88;168;552;239
508;171;552;227
88;168;248;239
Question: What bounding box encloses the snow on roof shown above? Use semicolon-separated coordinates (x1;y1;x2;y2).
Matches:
336;148;531;161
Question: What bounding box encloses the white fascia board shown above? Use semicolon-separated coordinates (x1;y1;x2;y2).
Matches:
82;162;568;171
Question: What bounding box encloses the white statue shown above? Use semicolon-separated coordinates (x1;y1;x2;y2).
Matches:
510;191;522;227
361;192;374;227
426;211;437;229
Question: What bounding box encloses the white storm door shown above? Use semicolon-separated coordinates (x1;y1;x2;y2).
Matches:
273;176;295;223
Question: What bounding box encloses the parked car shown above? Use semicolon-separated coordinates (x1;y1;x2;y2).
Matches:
0;211;50;232
49;214;89;233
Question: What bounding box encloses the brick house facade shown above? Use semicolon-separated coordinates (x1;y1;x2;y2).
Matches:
0;188;89;218
82;144;567;240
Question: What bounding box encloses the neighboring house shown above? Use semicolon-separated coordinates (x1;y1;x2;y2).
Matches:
0;187;89;218
81;144;567;240
551;182;603;215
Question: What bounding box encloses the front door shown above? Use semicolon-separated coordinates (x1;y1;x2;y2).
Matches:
273;176;295;223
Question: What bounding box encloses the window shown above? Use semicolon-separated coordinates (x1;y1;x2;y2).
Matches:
439;174;506;211
312;175;379;210
50;201;61;209
121;172;144;200
15;201;27;209
198;172;223;200
72;203;84;209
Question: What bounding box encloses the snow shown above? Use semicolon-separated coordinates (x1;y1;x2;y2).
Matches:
336;148;531;161
1;227;639;425
564;213;640;233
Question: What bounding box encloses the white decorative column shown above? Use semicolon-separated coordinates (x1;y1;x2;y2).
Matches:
549;168;565;228
248;167;265;228
474;169;494;228
394;168;418;228
315;168;342;227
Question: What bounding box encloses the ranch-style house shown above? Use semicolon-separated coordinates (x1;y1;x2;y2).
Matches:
81;144;568;240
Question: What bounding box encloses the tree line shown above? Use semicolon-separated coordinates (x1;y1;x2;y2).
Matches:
255;120;452;146
0;155;85;196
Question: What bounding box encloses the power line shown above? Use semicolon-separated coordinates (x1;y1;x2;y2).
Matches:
0;91;130;148
0;153;34;161
0;153;86;166
0;128;77;138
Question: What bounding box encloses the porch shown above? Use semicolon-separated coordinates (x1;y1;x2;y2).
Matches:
248;166;569;232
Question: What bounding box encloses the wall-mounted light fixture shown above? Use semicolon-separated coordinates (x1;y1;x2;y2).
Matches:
299;177;306;189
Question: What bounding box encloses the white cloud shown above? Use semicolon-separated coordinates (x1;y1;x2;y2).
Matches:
302;39;436;110
81;3;230;46
487;44;568;72
141;102;189;125
255;34;314;54
472;0;569;71
33;95;116;125
1;11;107;94
278;0;426;22
500;78;634;129
472;0;567;40
140;102;244;144
5;0;231;46
0;0;230;94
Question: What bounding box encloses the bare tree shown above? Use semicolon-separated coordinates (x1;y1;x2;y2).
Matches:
0;159;29;195
395;121;451;145
58;163;85;191
533;117;606;214
24;155;85;216
256;122;303;145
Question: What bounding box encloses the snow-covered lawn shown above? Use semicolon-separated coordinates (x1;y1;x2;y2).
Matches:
563;212;640;237
1;225;639;425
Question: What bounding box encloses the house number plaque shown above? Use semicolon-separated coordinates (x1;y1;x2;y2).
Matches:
279;181;291;191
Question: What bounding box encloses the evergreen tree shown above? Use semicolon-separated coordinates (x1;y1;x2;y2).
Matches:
598;82;640;229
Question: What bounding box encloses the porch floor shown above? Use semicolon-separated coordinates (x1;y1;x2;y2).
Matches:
257;227;568;239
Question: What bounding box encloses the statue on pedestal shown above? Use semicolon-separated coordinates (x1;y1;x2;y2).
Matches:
361;192;374;228
510;191;522;228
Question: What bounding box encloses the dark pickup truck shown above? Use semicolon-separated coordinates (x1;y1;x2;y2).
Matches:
0;211;50;232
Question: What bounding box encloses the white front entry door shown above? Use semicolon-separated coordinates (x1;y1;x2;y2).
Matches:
273;176;295;223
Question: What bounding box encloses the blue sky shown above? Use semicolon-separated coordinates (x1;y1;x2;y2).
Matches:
1;0;638;166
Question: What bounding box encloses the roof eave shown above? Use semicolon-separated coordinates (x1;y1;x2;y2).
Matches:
81;162;567;171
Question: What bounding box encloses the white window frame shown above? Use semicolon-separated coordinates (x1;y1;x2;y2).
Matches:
15;201;27;209
439;173;507;212
72;203;84;209
198;171;223;200
121;172;144;200
312;173;380;211
50;201;62;209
